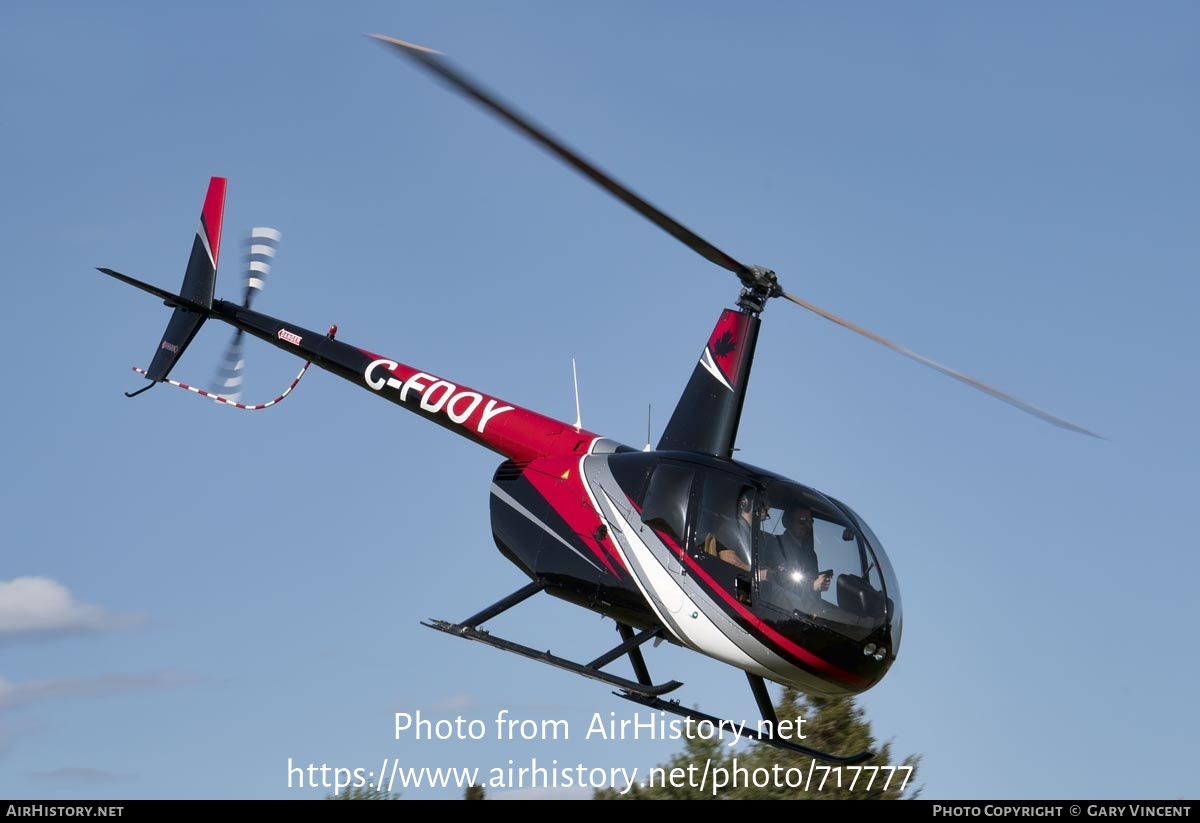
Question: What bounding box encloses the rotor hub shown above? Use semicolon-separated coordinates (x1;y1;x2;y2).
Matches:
736;265;781;314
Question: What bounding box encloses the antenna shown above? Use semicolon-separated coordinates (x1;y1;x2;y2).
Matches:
644;404;652;451
572;358;582;431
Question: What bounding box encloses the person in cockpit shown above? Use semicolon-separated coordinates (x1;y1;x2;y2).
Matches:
715;488;757;571
764;506;832;597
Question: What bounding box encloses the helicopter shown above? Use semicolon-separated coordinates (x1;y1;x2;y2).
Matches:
98;34;1100;765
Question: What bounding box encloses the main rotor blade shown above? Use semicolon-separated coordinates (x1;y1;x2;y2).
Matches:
369;34;756;284
781;291;1104;439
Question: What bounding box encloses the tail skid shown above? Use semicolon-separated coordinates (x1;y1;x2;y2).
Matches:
130;360;312;411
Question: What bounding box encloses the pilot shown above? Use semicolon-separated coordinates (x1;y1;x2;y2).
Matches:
771;506;831;595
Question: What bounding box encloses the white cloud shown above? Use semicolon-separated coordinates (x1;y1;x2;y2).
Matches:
29;767;134;785
0;577;141;638
427;694;478;712
0;670;201;711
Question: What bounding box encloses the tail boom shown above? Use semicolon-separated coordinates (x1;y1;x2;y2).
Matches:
209;299;604;462
103;175;600;462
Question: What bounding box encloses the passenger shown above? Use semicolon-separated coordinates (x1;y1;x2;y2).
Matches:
716;489;757;571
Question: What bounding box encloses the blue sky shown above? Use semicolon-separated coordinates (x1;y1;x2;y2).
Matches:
2;1;1197;801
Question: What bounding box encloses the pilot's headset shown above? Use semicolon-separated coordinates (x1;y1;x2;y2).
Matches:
734;489;763;523
738;489;756;519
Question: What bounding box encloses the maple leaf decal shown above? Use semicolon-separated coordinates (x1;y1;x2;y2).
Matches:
712;329;737;360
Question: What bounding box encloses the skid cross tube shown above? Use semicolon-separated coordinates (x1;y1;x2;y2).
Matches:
457;580;547;628
424;580;682;697
586;623;664;672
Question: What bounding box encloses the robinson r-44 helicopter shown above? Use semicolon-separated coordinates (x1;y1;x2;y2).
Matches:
100;35;1100;765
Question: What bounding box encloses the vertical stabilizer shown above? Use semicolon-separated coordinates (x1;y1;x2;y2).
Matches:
142;177;227;383
656;308;760;458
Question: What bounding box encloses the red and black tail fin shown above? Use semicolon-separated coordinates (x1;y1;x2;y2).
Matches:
99;176;227;395
656;308;761;458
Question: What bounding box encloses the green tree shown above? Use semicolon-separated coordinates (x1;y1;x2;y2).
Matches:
464;783;486;800
594;689;921;800
324;783;401;800
594;715;733;799
728;689;921;799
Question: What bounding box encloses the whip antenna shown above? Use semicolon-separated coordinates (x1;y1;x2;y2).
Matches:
572;358;582;431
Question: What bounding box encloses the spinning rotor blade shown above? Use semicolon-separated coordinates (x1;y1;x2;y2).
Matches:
781;290;1104;439
372;34;1099;440
243;226;281;309
213;331;247;400
212;228;282;400
368;34;761;288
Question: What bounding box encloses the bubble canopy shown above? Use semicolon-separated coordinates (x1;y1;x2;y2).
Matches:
610;451;902;693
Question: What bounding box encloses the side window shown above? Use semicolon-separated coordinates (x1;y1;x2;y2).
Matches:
693;476;757;566
640;462;695;546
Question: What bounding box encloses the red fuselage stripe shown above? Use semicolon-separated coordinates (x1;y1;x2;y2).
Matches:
630;501;867;688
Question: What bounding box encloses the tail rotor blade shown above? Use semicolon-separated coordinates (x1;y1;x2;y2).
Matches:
212;227;281;398
213;329;247;402
244;226;282;308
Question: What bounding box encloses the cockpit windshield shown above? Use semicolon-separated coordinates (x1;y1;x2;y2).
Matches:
668;476;891;652
614;452;900;652
825;495;903;652
748;480;890;638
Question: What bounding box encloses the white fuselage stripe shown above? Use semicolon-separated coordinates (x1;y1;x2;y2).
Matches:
489;482;606;573
198;221;215;269
597;487;761;671
699;349;733;391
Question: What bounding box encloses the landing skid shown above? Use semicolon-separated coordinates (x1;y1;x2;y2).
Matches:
427;581;870;765
617;672;873;765
423;580;683;697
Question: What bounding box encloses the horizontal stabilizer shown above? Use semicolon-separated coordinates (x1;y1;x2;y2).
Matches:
97;268;200;309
